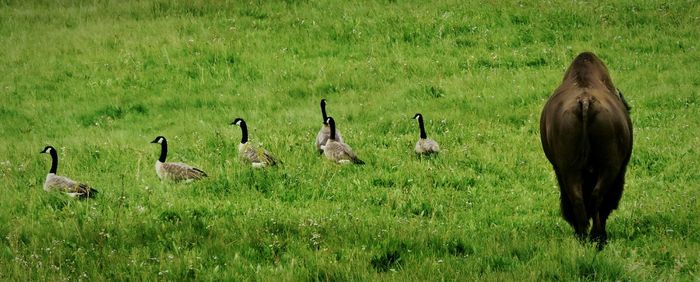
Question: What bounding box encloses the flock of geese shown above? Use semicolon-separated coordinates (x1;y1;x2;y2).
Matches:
40;99;441;198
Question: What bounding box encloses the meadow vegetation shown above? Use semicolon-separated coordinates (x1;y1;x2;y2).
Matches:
0;0;698;280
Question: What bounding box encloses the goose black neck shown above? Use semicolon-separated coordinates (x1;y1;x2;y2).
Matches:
239;122;248;143
159;139;168;162
49;149;58;174
321;102;328;124
418;117;427;139
329;119;337;140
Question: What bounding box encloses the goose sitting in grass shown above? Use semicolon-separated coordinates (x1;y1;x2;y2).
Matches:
40;145;98;199
150;136;207;182
323;117;364;164
413;113;440;155
316;99;343;154
231;118;279;168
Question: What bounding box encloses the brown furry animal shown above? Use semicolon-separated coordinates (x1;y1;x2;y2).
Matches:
540;52;633;249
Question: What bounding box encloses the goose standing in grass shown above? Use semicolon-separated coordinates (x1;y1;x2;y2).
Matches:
316;99;343;153
323;117;364;164
231;118;279;168
40;146;98;199
150;136;207;182
413;113;440;155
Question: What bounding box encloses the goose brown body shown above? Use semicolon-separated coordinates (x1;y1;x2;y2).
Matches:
413;113;440;155
232;118;279;168
44;174;98;198
150;136;207;182
415;138;440;155
155;161;207;182
316;124;343;154
323;117;364;164
238;142;278;168
40;146;98;199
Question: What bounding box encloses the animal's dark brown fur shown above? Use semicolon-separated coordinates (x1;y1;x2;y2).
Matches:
540;52;633;249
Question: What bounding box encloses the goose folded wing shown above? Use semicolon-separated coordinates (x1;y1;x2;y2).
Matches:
244;145;278;166
242;145;261;163
326;142;363;164
262;149;279;165
74;183;98;198
48;175;97;198
342;143;364;164
47;175;78;191
162;162;207;180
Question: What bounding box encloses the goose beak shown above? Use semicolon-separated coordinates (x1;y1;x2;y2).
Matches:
150;140;158;144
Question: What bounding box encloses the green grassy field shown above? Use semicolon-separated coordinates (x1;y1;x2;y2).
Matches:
1;0;699;280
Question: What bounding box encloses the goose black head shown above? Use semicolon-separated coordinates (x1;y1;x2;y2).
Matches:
150;136;166;144
231;118;246;126
325;116;335;126
321;99;327;107
413;113;423;120
40;145;55;154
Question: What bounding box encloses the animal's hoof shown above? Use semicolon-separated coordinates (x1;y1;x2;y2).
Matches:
575;231;588;242
591;233;608;251
595;241;606;251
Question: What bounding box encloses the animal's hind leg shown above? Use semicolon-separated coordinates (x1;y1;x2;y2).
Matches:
556;170;576;227
593;200;614;251
561;172;589;240
590;169;621;248
593;169;626;249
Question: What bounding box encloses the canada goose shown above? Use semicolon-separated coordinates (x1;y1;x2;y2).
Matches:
231;118;279;168
413;113;440;155
150;136;207;182
40;146;98;199
316;99;344;153
323;117;364;164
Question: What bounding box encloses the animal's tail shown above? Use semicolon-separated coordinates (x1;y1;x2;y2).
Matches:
193;167;208;177
80;188;99;199
579;96;592;166
353;157;365;165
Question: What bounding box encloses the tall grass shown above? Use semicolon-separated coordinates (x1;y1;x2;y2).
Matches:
1;0;698;280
